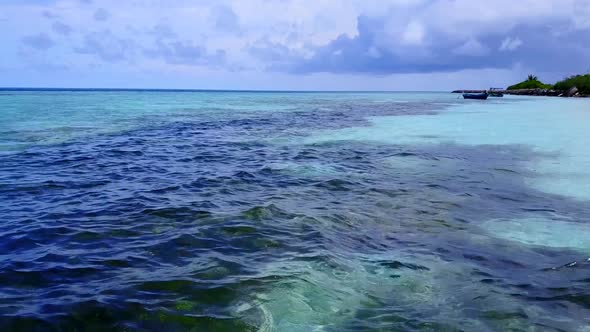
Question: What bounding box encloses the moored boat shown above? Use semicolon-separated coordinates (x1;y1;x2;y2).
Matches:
463;92;489;100
489;88;504;97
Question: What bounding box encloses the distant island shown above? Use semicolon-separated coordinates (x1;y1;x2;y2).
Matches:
453;74;590;97
506;75;553;90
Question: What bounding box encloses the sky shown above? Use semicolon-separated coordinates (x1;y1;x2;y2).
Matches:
1;0;589;90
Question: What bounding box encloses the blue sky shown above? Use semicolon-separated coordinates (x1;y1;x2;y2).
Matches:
1;0;589;90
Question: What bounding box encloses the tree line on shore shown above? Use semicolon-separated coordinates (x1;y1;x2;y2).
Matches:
507;74;590;95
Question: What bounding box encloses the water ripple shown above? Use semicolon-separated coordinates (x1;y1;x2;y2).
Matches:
1;92;589;331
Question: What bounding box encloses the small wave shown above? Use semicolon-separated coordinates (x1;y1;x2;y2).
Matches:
1;92;589;330
314;179;356;191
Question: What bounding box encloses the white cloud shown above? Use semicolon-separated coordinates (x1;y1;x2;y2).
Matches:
453;38;490;56
1;0;590;88
401;20;426;46
499;37;523;51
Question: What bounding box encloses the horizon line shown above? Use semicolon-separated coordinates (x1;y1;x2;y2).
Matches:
0;87;451;93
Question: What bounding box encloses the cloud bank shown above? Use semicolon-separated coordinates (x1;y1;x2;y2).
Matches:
1;0;589;89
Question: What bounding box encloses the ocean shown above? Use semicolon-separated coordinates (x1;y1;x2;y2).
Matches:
1;90;589;331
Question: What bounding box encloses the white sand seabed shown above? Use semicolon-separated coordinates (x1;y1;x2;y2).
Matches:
305;97;590;201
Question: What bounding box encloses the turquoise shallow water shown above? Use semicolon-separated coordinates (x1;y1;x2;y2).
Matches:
308;96;590;201
1;90;590;331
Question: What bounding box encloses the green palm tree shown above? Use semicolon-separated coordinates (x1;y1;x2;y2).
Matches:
527;74;538;81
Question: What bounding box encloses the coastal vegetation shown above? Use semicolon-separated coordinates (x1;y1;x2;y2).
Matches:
554;74;590;95
492;73;589;97
506;75;553;90
455;73;589;95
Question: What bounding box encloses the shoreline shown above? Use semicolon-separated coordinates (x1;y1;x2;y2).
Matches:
452;89;588;97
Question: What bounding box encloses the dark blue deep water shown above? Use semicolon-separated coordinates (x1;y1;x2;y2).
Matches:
1;90;589;331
